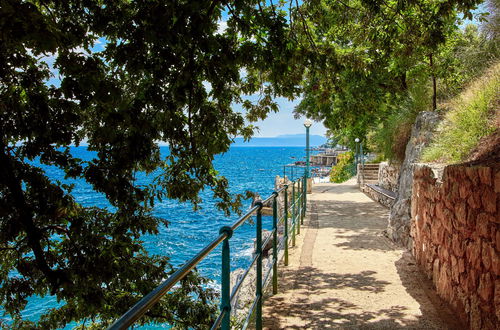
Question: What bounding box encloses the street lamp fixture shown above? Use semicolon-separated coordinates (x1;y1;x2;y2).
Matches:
304;119;312;180
354;138;360;174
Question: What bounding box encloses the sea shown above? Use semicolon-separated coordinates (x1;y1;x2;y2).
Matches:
18;146;307;328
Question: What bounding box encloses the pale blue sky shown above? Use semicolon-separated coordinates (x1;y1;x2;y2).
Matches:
246;97;327;137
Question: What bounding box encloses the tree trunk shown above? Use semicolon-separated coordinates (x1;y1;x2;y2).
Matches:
429;53;437;111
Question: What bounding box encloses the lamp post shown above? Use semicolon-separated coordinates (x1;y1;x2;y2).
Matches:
354;138;360;174
360;141;364;169
304;119;312;179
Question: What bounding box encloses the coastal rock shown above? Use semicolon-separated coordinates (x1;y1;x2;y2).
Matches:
230;256;273;324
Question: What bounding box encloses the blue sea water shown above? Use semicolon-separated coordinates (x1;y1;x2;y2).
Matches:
18;146;306;327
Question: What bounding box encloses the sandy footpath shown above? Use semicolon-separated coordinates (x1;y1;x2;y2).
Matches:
262;179;463;329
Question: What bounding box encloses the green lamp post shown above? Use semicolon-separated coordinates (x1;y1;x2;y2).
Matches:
355;137;360;174
304;119;312;179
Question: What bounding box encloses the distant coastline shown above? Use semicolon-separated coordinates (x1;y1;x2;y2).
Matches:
232;134;326;147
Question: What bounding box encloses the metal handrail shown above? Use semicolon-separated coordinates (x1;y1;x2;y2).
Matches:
109;175;308;330
108;232;228;329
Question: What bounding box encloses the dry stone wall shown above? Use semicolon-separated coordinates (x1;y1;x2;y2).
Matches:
411;164;499;329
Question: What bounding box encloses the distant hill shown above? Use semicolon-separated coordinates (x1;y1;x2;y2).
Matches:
233;134;327;147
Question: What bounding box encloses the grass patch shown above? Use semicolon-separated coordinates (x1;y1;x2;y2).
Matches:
422;62;500;163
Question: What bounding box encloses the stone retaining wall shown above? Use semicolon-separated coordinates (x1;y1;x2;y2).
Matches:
411;165;499;329
378;161;400;192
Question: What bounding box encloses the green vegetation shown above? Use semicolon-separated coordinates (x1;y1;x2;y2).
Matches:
294;0;499;161
1;1;302;328
330;152;355;183
422;62;500;162
1;0;495;328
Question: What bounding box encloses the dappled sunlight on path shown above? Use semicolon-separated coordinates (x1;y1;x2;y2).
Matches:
262;179;462;329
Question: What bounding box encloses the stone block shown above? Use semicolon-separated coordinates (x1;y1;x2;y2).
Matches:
449;182;460;202
482;241;492;271
496;229;500;252
431;223;445;245
481;186;497;214
459;179;472;199
466;241;482;270
478;167;492;186
495;171;500;193
467;192;482;209
466;167;479;185
454;201;468;225
433;258;440;284
478;272;493;302
476;213;490;238
452;233;465;258
467;268;479;293
469;295;482;330
458;257;466;273
491;244;499;276
443;208;455;233
466;208;478;234
495;279;500;322
451;255;460;284
437;263;452;301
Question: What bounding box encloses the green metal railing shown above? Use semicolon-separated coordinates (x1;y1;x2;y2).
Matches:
109;175;308;330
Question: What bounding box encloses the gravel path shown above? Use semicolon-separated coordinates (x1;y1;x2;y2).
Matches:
262;179;463;329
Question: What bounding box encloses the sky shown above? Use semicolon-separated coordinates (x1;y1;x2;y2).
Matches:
238;97;327;137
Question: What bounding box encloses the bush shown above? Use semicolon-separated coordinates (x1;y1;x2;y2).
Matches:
330;151;356;183
422;62;500;163
371;81;431;162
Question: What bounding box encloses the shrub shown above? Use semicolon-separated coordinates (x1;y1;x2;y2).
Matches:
422;62;500;163
330;151;356;183
371;81;431;162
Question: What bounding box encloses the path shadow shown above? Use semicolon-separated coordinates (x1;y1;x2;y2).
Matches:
394;251;466;330
310;200;393;252
263;264;453;329
263;262;460;329
282;267;391;294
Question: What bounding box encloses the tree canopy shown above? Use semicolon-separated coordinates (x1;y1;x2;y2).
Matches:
0;0;487;328
292;0;484;151
0;0;305;327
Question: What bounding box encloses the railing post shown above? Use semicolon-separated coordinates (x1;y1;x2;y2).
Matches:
297;179;301;235
219;226;233;330
284;185;289;266
303;174;307;221
272;193;278;295
255;201;263;330
292;182;296;246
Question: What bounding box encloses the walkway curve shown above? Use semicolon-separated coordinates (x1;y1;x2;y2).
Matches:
263;179;463;329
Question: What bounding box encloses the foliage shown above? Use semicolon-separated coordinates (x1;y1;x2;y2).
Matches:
292;0;491;158
0;0;304;327
436;24;500;99
483;0;500;41
293;0;481;140
422;62;500;163
370;81;433;161
329;152;355;183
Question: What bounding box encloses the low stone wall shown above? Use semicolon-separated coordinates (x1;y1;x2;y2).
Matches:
411;165;499;329
378;162;400;192
361;185;395;208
